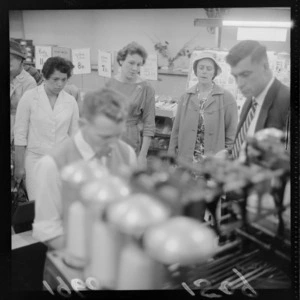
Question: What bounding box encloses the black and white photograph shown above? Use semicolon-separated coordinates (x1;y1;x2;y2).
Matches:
4;3;299;300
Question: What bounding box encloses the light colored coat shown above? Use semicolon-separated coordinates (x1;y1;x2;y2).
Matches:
14;84;79;155
168;83;238;164
10;68;37;115
14;84;79;200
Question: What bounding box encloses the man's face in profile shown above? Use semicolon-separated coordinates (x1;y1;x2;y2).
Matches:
231;55;269;99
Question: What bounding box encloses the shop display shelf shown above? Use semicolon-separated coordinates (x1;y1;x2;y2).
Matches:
154;132;171;138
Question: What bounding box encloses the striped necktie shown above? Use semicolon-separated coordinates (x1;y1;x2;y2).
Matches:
232;97;257;159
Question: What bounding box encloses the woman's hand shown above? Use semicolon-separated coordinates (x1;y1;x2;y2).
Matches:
14;167;25;183
137;154;148;169
14;146;27;183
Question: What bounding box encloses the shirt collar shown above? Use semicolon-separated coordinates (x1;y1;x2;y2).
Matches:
74;130;96;161
254;76;275;105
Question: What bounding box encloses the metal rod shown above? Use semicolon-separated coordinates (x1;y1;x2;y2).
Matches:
208;254;261;284
235;228;272;250
250;222;290;247
232;267;277;289
203;249;259;275
235;228;291;261
229;266;274;286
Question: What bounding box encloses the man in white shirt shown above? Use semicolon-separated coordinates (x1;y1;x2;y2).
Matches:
10;39;37;142
32;88;137;250
225;40;290;159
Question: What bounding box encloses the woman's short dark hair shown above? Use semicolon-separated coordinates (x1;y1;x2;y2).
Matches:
82;88;128;123
226;40;268;67
42;56;74;79
116;42;148;66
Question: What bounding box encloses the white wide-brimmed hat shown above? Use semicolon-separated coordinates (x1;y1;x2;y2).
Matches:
193;52;222;77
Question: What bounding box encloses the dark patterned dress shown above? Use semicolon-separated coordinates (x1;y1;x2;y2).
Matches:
193;85;214;163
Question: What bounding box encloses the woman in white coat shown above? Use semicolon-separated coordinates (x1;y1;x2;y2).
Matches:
14;57;79;200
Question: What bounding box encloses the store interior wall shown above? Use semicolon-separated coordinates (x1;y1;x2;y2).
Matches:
9;8;290;97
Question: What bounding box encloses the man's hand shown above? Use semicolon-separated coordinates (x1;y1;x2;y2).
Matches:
14;167;25;183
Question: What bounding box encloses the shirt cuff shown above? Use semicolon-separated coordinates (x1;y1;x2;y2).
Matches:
32;220;64;243
142;129;155;137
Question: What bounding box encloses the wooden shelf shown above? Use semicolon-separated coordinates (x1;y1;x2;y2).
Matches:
89;65;188;77
149;147;168;152
154;132;171;138
158;69;188;77
155;108;176;118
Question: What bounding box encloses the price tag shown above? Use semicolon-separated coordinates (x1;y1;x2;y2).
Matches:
35;45;52;70
98;50;112;78
52;46;71;61
72;48;91;75
140;53;158;81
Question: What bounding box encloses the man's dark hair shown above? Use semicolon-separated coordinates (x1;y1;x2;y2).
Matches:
225;40;268;67
82;88;128;123
42;56;74;79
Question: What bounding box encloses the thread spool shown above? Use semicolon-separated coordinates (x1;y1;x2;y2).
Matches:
117;238;165;290
64;201;86;268
85;220;125;289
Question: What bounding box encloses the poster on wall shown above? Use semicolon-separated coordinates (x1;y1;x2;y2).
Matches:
35;45;52;70
112;51;120;76
270;52;290;88
52;46;71;61
140;54;158;81
98;50;112;78
72;48;91;75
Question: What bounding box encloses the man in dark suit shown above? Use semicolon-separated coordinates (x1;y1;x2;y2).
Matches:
221;40;290;220
225;40;290;159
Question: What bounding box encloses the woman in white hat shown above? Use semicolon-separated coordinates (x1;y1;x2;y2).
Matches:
168;52;238;164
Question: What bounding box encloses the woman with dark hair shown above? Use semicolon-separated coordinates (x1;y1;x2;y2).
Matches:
105;42;155;167
14;56;79;200
168;52;238;165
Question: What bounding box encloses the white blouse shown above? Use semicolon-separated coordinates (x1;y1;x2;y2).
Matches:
14;84;79;155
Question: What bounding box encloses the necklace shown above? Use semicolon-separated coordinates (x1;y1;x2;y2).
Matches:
197;83;214;100
197;83;214;116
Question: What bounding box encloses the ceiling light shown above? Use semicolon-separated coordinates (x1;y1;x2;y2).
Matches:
222;20;292;28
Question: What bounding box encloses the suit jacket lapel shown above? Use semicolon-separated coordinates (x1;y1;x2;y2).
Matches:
255;79;279;132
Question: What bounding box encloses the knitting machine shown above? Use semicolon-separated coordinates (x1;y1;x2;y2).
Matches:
130;128;291;292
